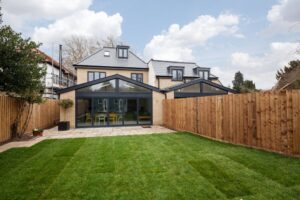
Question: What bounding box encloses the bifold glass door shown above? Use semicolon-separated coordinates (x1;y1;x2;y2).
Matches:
93;98;108;126
76;97;152;127
77;98;92;127
138;98;151;124
108;98;123;126
124;99;137;125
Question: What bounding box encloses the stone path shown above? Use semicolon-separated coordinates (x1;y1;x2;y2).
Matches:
0;126;175;153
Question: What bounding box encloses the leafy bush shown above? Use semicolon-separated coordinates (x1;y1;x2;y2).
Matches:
59;99;74;110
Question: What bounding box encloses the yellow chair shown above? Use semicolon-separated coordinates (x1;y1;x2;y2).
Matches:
109;113;117;123
86;113;92;123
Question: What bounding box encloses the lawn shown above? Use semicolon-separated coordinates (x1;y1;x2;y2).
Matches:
1;132;300;200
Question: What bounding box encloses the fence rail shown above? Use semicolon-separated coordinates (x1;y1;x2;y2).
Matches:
0;95;60;143
163;90;300;156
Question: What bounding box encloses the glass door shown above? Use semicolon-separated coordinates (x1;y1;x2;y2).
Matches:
76;98;92;127
108;98;123;126
124;98;138;125
138;98;152;125
93;98;108;126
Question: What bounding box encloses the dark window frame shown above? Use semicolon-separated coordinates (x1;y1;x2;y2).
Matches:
75;94;153;128
175;83;201;93
87;71;106;82
199;70;209;80
201;82;226;94
131;73;143;82
78;78;152;94
117;48;128;59
171;69;184;81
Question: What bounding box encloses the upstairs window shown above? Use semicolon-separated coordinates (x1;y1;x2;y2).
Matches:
88;72;106;81
118;48;128;58
131;73;143;82
199;71;209;80
172;69;183;81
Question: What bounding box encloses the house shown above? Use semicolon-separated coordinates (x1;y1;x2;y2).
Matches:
273;63;300;90
39;50;76;99
148;59;222;88
58;45;235;128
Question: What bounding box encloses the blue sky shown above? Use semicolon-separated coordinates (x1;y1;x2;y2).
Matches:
2;0;300;89
93;0;273;51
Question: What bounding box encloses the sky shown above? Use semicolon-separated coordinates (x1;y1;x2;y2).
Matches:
2;0;300;89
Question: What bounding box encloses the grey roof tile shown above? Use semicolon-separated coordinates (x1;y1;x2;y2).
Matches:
148;59;210;77
75;47;148;69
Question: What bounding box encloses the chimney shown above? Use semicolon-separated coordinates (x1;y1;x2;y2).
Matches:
59;44;62;85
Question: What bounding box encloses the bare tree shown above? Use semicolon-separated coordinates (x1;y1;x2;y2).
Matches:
0;0;3;25
296;41;300;55
62;35;117;69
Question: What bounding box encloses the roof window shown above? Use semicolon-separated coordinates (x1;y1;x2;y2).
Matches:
104;51;110;57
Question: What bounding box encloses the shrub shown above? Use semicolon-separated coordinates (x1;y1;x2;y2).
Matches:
59;99;74;110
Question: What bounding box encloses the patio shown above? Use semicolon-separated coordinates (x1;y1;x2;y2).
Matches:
0;126;174;153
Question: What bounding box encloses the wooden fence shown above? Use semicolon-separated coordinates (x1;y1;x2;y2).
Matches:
0;95;60;143
163;90;300;156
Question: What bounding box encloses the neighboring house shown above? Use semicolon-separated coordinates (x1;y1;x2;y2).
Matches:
148;59;222;88
39;50;77;99
273;67;300;91
58;45;235;128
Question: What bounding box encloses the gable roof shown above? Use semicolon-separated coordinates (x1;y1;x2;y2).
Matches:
164;77;237;93
74;47;148;69
273;65;300;90
36;49;76;77
148;59;215;78
57;74;161;94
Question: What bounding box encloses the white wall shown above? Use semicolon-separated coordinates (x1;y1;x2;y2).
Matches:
148;61;156;87
39;63;60;88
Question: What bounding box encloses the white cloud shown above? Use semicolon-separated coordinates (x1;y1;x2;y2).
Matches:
2;0;93;28
212;42;300;89
2;0;123;51
266;0;300;33
144;14;241;61
231;52;261;68
32;10;123;49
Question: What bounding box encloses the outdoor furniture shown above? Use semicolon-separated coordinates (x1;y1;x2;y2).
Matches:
109;113;117;123
138;116;151;120
117;114;123;124
94;113;106;124
86;113;92;123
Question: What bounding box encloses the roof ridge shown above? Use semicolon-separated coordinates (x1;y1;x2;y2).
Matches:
129;50;147;64
149;58;196;64
74;48;104;66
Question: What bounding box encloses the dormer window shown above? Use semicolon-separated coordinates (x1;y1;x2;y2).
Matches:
117;45;129;59
118;48;128;58
167;66;184;81
172;69;183;81
194;67;210;80
199;70;209;80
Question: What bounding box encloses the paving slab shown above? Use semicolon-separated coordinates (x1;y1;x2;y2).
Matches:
0;126;175;153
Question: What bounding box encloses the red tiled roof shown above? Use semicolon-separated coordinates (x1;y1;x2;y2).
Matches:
36;49;76;77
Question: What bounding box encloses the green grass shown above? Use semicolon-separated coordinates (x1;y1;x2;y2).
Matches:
1;132;300;200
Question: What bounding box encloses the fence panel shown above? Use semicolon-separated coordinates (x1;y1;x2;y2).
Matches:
0;95;59;143
163;90;300;156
